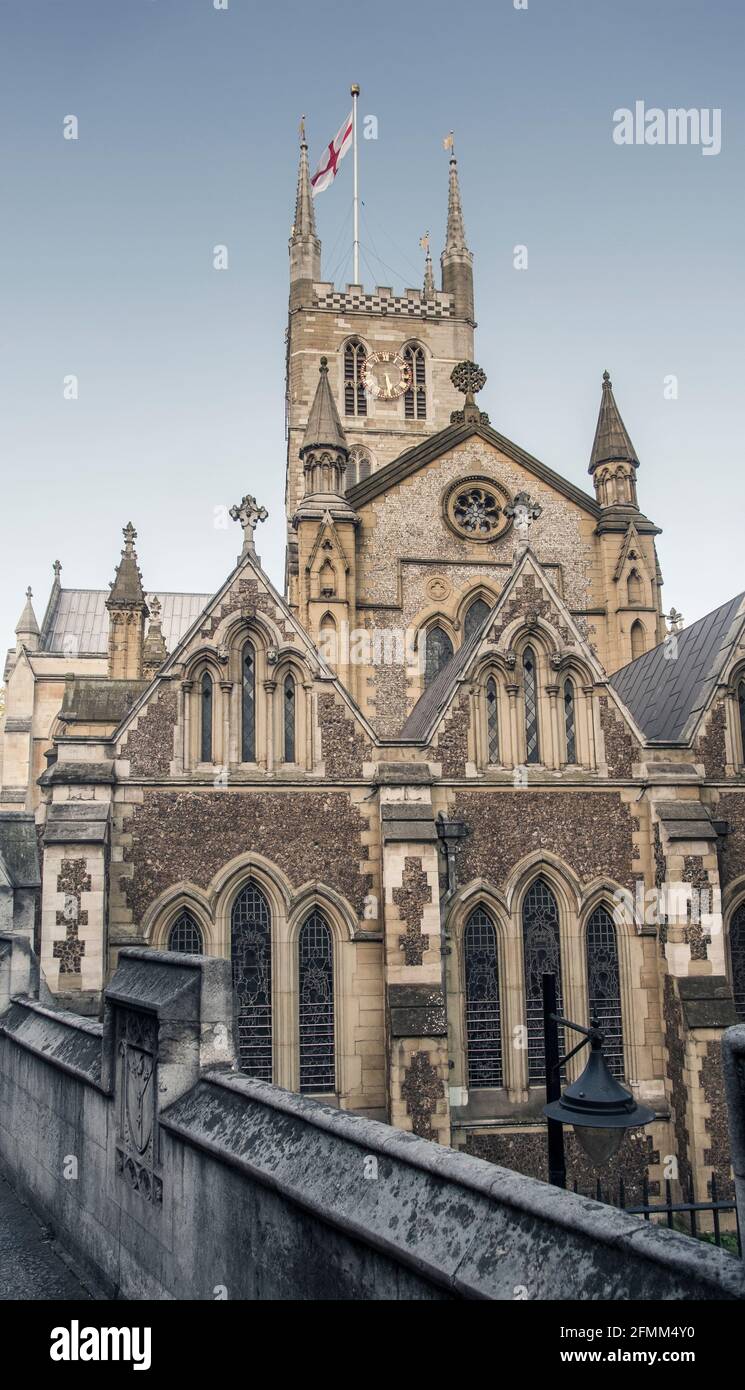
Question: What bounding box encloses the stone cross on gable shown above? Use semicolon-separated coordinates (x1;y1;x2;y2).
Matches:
229;495;269;559
122;522;137;552
505;491;543;551
665;607;684;634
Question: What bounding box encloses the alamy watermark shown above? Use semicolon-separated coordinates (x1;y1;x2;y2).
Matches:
613;101;722;157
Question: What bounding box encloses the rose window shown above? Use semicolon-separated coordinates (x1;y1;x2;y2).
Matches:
451;485;501;537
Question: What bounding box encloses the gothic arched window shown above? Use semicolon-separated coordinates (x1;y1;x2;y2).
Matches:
425;625;453;686
523;878;564;1083
627;569;642;605
523;647;540;764
564;678;577;764
730;902;745;1021
464;597;491;643
630;620;646;660
299;910;335;1092
283;672;296;764
586;905;624;1078
232;882;272;1080
464;908;502;1088
404;344;427;420
200;671;213;763
486;677;499;764
319;612;337;667
738;680;745;764
241;641;256;762
168;909;204;955
345;445;372;490
344;339;367;417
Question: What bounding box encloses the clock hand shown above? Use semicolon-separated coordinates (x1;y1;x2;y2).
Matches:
384;373;393;394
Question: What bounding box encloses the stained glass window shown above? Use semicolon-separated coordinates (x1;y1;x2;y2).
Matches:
730;902;745;1022
168;909;203;955
283;672;296;763
486;677;499;764
464;908;502;1087
523;647;540;764
464;597;491;642
738;681;745;764
344;339;367;417
200;671;213;763
404;344;427;420
242;641;255;762
425;626;453;686
523;878;564;1083
586;905;624;1078
299;910;335;1092
232;882;272;1080
564;678;577;764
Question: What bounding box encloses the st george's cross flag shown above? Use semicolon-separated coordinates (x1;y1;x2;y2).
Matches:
311;112;354;197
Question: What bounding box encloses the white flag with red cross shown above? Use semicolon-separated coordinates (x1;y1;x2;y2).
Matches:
311;112;354;197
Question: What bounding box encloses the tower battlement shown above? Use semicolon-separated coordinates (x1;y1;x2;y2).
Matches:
312;283;454;319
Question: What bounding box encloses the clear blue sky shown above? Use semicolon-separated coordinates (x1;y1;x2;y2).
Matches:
1;0;743;657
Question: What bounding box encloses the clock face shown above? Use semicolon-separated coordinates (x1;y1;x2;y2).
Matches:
361;351;412;401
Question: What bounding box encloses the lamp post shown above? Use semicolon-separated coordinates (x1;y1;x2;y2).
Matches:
541;973;655;1188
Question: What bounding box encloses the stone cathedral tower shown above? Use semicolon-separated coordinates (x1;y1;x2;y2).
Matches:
285;137;477;608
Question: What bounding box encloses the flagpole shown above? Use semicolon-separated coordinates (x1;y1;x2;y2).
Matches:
351;83;360;284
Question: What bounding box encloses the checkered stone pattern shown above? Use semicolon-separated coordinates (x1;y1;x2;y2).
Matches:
313;289;452;319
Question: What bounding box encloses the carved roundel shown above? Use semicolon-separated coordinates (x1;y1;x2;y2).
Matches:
443;476;511;542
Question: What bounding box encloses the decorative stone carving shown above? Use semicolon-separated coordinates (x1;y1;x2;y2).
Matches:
115;1007;162;1205
229;495;269;559
504;491;543;549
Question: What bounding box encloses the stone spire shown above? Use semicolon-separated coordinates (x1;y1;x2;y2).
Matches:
441;153;474;323
142;595;169;679
294;358;357;522
106;523;148;679
289;124;321;307
15;587;40;652
588;371;640;508
423;251;436;299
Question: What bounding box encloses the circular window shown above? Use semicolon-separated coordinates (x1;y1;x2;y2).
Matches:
444;477;510;542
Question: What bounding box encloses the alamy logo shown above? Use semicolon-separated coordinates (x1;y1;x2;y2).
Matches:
613;101;722;156
50;1321;151;1371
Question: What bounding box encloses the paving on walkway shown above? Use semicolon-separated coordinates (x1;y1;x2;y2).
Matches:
0;1169;95;1300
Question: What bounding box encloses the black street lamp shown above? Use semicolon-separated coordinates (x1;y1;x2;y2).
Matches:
541;973;655;1188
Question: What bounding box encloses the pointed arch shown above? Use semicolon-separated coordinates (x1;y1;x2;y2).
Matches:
343;337;367;417
523;645;540;764
585;903;624;1078
627;569;642;605
425;625;454;686
167;908;204;955
522;877;564;1083
563;677;577;764
630;619;646;660
403;342;427;420
318;611;337;667
464;596;492;642
346;444;373;490
298;908;335;1093
241;639;256;761
463;906;503;1087
729;901;745;1021
231;880;273;1080
200;670;214;763
282;670;296;763
738;679;745;764
486;675;500;764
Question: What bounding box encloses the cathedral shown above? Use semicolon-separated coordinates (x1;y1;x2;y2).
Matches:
2;137;745;1204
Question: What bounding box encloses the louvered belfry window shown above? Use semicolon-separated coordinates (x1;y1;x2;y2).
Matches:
168;910;203;955
299;910;335;1093
232;883;272;1081
523;647;540;764
730;902;745;1022
586;905;624;1078
404;344;427;420
523;879;564;1083
464;908;503;1088
242;641;256;762
344;339;367;417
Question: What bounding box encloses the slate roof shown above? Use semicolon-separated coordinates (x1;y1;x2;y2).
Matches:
40;590;211;656
609;593;745;743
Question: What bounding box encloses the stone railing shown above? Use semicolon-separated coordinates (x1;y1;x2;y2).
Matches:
1;932;744;1300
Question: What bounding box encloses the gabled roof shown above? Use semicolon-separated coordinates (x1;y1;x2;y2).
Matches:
40;590;210;656
609;593;745;743
346;420;600;518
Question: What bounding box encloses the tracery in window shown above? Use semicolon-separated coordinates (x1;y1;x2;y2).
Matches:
346;445;372;490
168;909;204;955
523;879;564;1083
242;641;256;762
424;625;453;686
464;908;502;1088
586;905;624;1079
232;882;272;1080
299;910;335;1093
403;344;427;420
344;339;367;417
523;647;540;764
